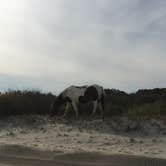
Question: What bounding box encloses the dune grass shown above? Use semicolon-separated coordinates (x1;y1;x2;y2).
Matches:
0;88;166;118
104;88;166;119
0;90;55;116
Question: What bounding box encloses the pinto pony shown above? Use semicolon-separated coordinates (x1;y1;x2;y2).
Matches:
50;85;105;120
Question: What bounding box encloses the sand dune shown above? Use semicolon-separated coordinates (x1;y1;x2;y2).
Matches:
0;114;166;164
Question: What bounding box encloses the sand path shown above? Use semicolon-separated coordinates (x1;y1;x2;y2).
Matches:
0;145;166;166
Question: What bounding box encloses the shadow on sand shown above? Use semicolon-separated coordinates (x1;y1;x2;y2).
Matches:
0;144;166;166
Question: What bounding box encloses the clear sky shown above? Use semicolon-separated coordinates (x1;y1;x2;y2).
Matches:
0;0;166;94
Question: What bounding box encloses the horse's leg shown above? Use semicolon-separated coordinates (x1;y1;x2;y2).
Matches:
98;101;104;121
71;102;79;119
91;100;98;116
61;102;70;118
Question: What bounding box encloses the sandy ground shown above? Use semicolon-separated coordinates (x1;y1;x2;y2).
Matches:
0;115;166;160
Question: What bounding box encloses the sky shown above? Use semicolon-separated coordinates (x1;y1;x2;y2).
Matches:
0;0;166;94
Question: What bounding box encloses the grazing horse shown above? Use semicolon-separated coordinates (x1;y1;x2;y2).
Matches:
50;85;105;120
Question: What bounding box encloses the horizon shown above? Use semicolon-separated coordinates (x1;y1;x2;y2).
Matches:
1;0;166;93
1;85;166;95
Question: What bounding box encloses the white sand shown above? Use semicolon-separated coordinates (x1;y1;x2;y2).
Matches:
0;115;166;159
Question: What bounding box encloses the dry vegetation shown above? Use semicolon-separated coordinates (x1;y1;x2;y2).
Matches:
0;90;55;116
105;88;166;120
0;88;166;119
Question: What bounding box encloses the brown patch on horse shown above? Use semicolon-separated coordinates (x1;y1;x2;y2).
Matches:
84;86;98;101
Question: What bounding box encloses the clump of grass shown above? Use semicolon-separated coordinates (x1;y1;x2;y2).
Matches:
127;100;166;119
0;90;55;117
104;89;130;116
104;88;166;119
